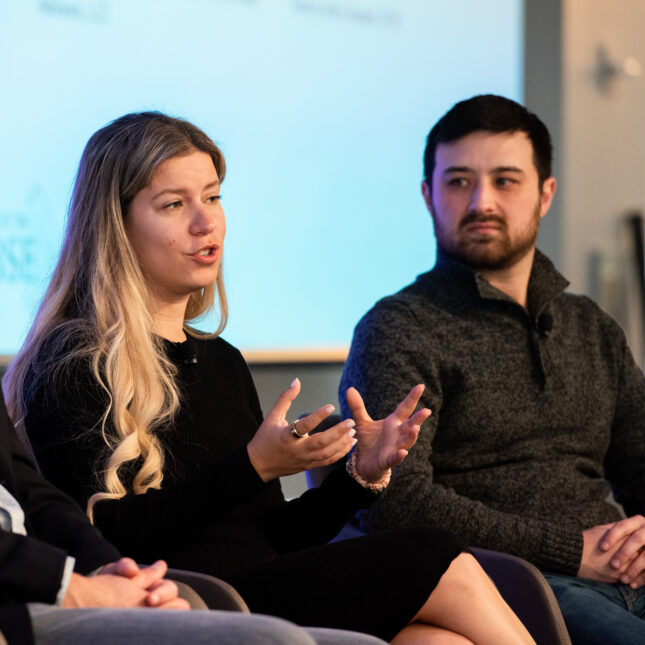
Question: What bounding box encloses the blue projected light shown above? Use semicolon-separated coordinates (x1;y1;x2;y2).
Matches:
0;0;522;358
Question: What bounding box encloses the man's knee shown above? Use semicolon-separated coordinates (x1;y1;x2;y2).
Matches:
545;574;645;645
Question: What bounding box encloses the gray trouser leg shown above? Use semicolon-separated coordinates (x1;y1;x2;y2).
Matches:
305;627;387;644
30;605;315;645
29;605;388;645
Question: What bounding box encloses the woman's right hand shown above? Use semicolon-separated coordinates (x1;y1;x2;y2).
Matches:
247;378;357;482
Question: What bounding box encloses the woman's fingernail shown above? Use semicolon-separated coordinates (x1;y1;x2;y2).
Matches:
348;428;356;438
345;419;355;428
351;438;358;446
324;404;335;413
290;378;299;388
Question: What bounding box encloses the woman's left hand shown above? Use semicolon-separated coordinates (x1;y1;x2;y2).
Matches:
344;384;430;483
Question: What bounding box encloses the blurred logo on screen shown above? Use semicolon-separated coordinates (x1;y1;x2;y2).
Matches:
0;187;59;286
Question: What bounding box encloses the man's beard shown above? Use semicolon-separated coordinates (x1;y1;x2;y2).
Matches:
433;201;541;271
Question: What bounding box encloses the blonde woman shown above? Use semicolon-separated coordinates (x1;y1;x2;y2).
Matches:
5;112;535;645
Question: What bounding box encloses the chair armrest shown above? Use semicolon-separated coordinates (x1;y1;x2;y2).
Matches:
472;547;571;645
166;569;250;613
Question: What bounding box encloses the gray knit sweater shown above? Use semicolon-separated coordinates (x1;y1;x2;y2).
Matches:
340;249;645;576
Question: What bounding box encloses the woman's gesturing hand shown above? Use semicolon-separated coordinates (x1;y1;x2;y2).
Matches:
247;378;357;482
344;384;430;483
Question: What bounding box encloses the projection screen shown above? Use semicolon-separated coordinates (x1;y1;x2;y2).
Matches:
0;0;522;360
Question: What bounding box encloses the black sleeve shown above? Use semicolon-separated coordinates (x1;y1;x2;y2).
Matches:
263;467;377;554
0;392;119;604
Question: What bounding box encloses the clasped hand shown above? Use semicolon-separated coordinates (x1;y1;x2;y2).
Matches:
62;558;189;610
579;515;645;588
247;379;430;484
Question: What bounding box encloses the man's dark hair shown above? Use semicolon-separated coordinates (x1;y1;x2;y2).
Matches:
423;94;553;187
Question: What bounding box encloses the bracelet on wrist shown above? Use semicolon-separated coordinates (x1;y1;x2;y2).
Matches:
346;451;391;493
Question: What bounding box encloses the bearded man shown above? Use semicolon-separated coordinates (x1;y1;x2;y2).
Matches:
340;94;645;645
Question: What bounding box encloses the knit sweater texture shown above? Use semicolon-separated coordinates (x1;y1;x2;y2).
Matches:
340;249;645;576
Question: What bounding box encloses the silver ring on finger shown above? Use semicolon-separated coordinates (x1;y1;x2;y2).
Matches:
290;420;309;439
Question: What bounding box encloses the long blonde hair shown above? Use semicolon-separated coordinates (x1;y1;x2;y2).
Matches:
4;112;228;520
